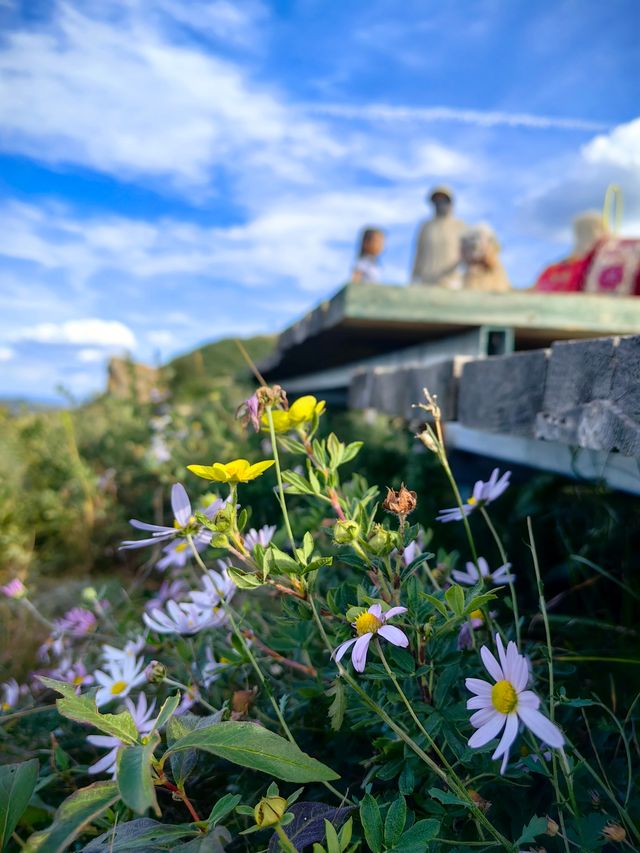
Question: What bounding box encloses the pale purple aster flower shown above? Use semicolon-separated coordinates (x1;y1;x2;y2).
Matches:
236;393;262;432
101;636;146;668
120;484;223;550
457;610;497;650
437;468;511;523
87;693;156;777
155;539;197;572
94;655;147;707
1;578;27;599
244;525;276;551
1;679;21;711
466;633;564;774
452;557;515;587
54;607;97;636
145;578;188;612
37;633;67;663
189;567;235;612
48;659;95;691
333;604;409;673
143;600;220;636
201;648;229;688
175;684;200;716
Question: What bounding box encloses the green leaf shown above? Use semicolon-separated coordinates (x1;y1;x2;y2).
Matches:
338;816;353;849
24;781;119;853
165;721;339;783
383;795;406;848
515;815;548;845
428;788;469;808
419;593;448;618
166;713;222;788
359;793;383;853
0;759;39;848
393;818;440;851
117;734;160;815
464;590;498;615
208;793;242;827
151;693;181;735
327;679;345;732
323;818;341;853
342;442;363;464
302;531;314;562
38;677;138;745
265;544;300;575
302;556;333;575
227;567;264;589
83;819;198;851
444;584;465;617
282;471;316;495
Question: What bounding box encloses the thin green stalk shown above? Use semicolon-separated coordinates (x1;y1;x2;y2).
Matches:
480;506;520;646
307;595;514;852
187;535;295;743
265;406;297;555
275;822;299;853
163;677;218;715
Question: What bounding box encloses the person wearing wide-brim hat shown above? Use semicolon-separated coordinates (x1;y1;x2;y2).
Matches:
410;185;466;287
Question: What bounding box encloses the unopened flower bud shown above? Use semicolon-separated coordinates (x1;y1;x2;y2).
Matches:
333;519;360;544
382;484;417;518
545;817;559;836
145;660;167;684
416;428;439;453
603;822;626;843
1;578;27;599
365;525;397;556
254;795;287;827
81;586;98;603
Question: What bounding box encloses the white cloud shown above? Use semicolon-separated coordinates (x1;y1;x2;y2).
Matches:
147;329;177;348
310;103;608;132
14;318;136;348
0;346;14;361
77;348;107;363
582;117;640;171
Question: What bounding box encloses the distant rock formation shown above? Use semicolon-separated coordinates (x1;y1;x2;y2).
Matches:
107;356;164;402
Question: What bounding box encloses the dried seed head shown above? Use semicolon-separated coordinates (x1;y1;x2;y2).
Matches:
256;384;288;409
416;428;439;453
382;484;417;517
602;822;626;843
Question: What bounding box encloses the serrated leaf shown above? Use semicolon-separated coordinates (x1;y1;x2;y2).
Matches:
117;734;160;815
327;680;345;732
392;818;440;851
383;795;406;847
419;593;448;618
207;793;241;827
359;793;382;853
0;759;39;848
150;693;181;735
83;818;198;851
515;815;548;845
39;677;138;744
444;584;465;617
24;782;119;853
227;567;264;589
165;721;339;783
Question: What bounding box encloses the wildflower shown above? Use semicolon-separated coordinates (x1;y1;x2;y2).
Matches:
244;525;276;551
457;609;488;650
101;636;146;667
333;604;409;673
261;395;325;433
54;607;97;636
143;600;221;636
145;578;188;611
254;795;288;827
87;693;156;777
382;484;417;519
121;483;218;550
236;393;262;432
189;567;235;614
176;683;201;715
437;468;511;523
50;660;94;691
187;458;275;484
201;649;229;688
602;822;626;843
94;655;147;707
466;634;564;774
1;679;21;711
1;578;27;599
155;539;197;572
452;557;515;587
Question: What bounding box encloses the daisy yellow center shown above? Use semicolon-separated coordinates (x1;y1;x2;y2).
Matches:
469;609;483;621
175;542;188;552
2;702;10;711
491;680;518;714
73;675;84;685
110;680;128;696
467;496;477;505
355;612;382;636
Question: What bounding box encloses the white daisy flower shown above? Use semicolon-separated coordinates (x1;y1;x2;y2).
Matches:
94;655;147;707
143;600;217;636
466;634;564;774
101;636;146;667
452;556;515;586
87;693;156;777
333;604;409;673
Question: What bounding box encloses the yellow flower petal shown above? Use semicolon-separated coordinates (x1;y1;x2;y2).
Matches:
264;410;292;433
288;395;317;424
246;459;276;480
187;464;219;481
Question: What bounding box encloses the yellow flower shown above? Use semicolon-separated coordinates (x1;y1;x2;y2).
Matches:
187;458;275;484
262;395;325;433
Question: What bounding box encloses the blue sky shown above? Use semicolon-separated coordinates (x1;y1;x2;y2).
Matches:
0;0;638;401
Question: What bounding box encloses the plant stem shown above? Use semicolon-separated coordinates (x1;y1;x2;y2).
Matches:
163;678;218;715
162;779;202;823
265;406;297;555
275;822;299;853
307;595;514;852
481;506;520;646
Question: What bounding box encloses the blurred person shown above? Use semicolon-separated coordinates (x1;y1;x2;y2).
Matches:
410;186;466;288
351;227;385;283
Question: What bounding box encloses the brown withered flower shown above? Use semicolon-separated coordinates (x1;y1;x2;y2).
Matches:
467;789;491;813
256;384;288;410
382;484;417;519
602;822;627;843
